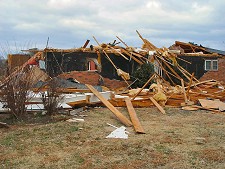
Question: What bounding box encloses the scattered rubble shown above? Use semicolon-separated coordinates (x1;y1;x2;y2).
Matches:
0;30;225;132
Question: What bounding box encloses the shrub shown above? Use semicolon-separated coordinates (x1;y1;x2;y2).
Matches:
131;63;155;88
41;78;61;116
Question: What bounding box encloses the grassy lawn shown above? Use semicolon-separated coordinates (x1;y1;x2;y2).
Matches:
1;107;225;168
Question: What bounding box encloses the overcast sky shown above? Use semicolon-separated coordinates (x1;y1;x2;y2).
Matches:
0;0;225;57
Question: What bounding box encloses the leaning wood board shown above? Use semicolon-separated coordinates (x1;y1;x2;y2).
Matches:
149;97;166;114
125;98;145;134
85;84;132;127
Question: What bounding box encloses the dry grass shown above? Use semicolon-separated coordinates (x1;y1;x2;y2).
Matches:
1;107;225;168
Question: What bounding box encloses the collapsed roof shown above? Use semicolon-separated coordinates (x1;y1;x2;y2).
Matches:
0;31;225;127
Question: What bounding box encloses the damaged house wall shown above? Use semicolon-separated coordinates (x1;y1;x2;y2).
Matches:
7;54;31;73
45;51;95;77
170;41;224;80
177;55;220;79
44;50;138;80
99;52;137;80
200;56;225;83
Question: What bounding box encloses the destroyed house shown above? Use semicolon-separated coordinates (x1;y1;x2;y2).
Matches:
43;48;139;79
170;41;225;82
11;43;145;84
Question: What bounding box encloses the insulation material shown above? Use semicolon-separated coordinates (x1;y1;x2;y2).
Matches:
117;69;130;80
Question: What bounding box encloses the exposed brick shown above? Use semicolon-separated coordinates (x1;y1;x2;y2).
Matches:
58;71;128;89
200;57;225;84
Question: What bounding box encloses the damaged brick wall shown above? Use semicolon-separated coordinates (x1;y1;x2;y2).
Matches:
200;57;225;84
58;71;128;90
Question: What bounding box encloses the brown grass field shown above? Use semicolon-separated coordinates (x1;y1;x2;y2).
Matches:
1;107;225;168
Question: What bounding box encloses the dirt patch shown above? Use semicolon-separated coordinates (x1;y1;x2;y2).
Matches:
1;107;225;168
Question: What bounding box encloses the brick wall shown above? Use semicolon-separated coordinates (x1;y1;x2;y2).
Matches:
200;57;225;84
58;71;128;90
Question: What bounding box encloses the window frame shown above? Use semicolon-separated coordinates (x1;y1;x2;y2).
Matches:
204;59;218;71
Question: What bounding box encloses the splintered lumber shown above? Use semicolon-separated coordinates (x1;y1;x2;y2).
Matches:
116;36;144;65
153;56;176;86
192;105;221;113
121;48;144;65
116;36;129;48
181;79;188;103
108;46;129;60
186;73;194;99
85;84;132;126
149;97;166;114
198;99;225;111
178;65;199;83
136;30;157;50
109;98;154;107
131;74;155;101
124;98;145;134
156;55;182;81
93;36;130;85
176;56;192;64
82;40;90;48
189;79;218;88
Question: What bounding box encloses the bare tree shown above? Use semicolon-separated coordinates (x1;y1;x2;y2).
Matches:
2;67;33;121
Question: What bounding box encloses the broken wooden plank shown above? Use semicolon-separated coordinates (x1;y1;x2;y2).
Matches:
82;39;90;48
153;56;176;86
85;84;132;126
136;30;157;50
189;79;216;88
149;97;166;114
181;106;199;111
155;54;183;81
178;65;199;83
108;46;129;60
192;105;221;113
121;48;144;65
181;79;188;103
109;98;154;107
115;36;144;64
186;73;195;99
124;97;145;134
198;99;225;111
131;74;155;101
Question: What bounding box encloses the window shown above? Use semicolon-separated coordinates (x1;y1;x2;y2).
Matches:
212;60;218;70
88;61;97;71
205;60;218;71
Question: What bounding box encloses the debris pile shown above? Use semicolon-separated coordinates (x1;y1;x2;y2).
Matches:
0;30;225;131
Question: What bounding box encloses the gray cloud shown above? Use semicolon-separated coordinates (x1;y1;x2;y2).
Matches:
0;0;225;57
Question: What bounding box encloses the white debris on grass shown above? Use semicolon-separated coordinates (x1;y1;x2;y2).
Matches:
106;126;128;139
